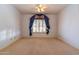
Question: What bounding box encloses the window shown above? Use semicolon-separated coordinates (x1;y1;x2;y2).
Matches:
32;19;46;33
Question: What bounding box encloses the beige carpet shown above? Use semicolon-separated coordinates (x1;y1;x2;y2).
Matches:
0;38;79;55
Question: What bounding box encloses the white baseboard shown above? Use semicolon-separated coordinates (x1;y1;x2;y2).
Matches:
20;36;57;39
0;36;21;50
57;35;79;50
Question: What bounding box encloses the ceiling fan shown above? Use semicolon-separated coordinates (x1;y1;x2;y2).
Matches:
35;4;46;12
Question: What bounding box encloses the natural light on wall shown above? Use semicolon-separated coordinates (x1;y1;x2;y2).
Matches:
0;29;20;41
0;30;7;40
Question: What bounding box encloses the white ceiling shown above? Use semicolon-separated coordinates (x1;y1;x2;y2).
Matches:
14;4;68;14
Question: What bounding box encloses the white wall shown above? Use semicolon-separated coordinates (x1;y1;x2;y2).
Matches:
0;5;21;49
21;14;57;38
58;5;79;49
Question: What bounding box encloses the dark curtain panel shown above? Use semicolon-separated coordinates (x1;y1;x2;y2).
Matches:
29;14;50;36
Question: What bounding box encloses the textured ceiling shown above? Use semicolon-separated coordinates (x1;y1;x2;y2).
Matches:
14;4;68;14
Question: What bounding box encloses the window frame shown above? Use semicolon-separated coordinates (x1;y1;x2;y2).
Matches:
32;19;46;33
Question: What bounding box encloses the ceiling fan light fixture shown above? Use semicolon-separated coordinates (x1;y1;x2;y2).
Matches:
35;4;46;12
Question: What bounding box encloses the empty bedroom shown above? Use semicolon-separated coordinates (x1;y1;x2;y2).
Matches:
0;4;79;55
